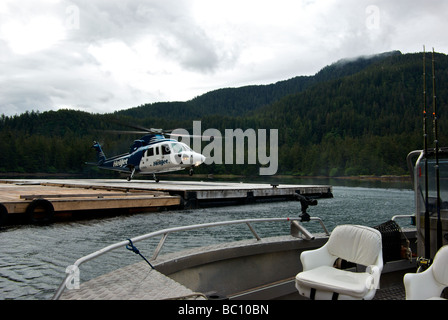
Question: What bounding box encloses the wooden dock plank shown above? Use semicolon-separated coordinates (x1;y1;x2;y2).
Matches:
49;196;179;211
0;180;181;225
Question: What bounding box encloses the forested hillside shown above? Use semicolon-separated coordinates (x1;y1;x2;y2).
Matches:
1;50;447;177
117;51;402;119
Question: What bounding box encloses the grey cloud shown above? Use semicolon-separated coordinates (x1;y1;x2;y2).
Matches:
1;0;448;116
156;27;220;72
72;0;224;71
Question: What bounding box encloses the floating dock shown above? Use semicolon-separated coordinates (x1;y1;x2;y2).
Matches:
0;179;332;225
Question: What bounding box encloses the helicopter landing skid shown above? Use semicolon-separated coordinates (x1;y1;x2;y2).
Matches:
127;167;136;181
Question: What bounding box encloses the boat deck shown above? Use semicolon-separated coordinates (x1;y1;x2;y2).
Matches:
59;259;410;300
56;234;416;301
374;285;405;300
60;262;206;300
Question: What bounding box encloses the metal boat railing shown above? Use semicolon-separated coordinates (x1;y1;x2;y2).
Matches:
53;216;328;300
392;214;415;223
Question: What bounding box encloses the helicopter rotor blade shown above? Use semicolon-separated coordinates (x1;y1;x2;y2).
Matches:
166;132;217;141
105;119;219;141
103;129;149;135
108;119;172;135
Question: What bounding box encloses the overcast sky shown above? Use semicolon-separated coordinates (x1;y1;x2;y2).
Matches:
1;0;447;116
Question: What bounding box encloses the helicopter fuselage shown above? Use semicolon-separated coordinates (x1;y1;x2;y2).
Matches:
91;138;205;181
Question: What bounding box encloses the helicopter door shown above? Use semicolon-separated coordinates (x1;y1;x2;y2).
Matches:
161;144;171;157
140;147;153;171
160;144;173;169
139;146;160;171
150;144;171;171
141;144;176;173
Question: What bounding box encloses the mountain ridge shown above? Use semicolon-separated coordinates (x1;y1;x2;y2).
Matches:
116;50;403;120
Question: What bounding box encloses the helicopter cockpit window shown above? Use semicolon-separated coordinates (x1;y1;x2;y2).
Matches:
162;144;171;155
171;143;184;154
146;148;154;157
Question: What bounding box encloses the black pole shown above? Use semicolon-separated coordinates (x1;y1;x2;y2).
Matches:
423;46;430;258
432;48;443;251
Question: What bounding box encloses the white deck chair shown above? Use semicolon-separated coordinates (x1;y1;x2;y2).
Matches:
295;224;383;300
404;245;448;300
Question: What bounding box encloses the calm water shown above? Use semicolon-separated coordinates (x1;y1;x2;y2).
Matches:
0;180;415;300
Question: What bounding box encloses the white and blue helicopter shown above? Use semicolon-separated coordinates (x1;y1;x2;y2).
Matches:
87;126;206;182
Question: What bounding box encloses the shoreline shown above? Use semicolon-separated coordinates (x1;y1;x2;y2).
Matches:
0;172;411;182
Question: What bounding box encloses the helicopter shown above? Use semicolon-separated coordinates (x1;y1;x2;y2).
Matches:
86;126;206;182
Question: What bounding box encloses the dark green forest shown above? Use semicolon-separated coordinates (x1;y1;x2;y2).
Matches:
1;50;448;178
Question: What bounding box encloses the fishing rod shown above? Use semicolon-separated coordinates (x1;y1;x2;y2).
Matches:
432;48;443;251
423;46;430;258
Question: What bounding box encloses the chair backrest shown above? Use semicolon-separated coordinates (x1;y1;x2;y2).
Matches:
432;245;448;286
327;225;382;266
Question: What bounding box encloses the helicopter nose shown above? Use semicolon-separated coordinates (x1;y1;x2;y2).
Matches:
194;153;206;166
